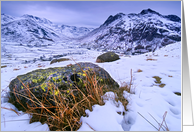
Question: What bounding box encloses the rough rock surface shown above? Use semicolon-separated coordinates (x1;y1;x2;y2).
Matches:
9;62;119;110
96;52;120;63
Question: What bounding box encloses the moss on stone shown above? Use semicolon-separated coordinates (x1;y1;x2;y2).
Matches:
96;52;120;63
41;83;47;92
9;62;119;116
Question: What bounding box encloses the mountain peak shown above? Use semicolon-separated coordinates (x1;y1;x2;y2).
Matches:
102;13;125;26
21;14;53;25
1;13;15;24
22;14;34;18
140;8;161;16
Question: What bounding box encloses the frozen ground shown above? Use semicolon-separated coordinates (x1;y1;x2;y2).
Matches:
1;42;181;131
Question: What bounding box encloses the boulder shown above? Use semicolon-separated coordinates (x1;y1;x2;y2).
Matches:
96;52;120;63
9;62;119;111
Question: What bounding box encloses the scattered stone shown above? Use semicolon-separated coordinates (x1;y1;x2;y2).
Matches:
174;92;181;96
1;65;7;68
96;52;120;63
50;58;70;65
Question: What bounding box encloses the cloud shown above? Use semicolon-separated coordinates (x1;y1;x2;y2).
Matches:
1;1;181;28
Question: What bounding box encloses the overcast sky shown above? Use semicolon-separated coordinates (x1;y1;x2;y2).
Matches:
1;1;181;28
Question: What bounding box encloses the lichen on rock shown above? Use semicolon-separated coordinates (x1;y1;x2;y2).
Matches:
96;51;120;63
9;62;119;111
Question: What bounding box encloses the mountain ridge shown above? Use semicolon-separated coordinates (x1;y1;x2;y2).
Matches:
1;9;181;54
78;8;181;54
1;13;94;46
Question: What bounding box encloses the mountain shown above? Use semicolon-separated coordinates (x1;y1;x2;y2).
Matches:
79;8;181;54
1;14;94;46
1;13;16;24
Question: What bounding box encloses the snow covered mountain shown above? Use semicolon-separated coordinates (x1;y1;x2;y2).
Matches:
1;13;16;24
79;8;181;54
1;14;94;46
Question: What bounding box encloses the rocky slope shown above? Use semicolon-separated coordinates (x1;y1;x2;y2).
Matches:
79;8;181;55
1;14;94;46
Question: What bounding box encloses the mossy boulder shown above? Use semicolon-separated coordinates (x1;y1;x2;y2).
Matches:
96;51;120;63
9;62;119;111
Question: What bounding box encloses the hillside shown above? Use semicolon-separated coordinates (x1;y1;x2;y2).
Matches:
1;14;94;46
79;8;181;55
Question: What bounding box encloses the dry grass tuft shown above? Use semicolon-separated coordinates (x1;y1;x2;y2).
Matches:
137;69;143;72
152;76;166;88
112;69;134;111
96;59;104;63
159;84;166;88
38;65;45;68
153;76;162;84
6;63;135;131
146;58;157;61
138;111;169;131
8;63;119;131
13;68;21;71
67;64;73;67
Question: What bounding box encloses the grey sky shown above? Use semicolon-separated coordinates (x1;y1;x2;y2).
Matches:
1;1;181;28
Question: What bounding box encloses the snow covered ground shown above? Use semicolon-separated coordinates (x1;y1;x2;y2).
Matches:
1;42;181;131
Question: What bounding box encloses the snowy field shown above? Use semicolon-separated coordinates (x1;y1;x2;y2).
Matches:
1;42;181;131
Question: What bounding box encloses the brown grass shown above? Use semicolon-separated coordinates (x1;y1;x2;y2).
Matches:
112;69;134;111
138;111;169;131
153;76;162;84
7;63;134;131
8;63;127;131
13;68;21;71
159;83;166;88
38;65;45;68
152;76;166;88
96;58;103;63
50;58;70;65
137;69;143;72
67;64;73;67
146;58;157;61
